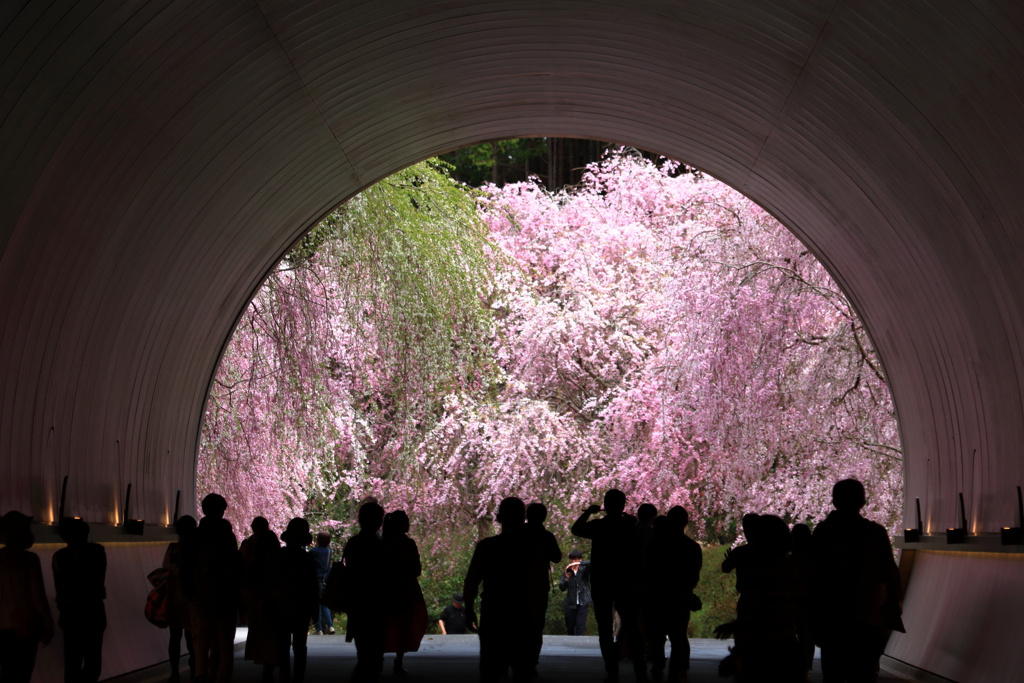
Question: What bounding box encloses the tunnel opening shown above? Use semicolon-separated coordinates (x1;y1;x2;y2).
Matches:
195;139;904;642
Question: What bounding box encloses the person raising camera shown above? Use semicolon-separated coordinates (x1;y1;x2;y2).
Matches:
559;550;592;636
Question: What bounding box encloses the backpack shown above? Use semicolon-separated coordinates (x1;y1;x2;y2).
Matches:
144;567;170;628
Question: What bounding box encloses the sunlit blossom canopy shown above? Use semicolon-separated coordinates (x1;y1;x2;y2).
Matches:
2;1;1024;680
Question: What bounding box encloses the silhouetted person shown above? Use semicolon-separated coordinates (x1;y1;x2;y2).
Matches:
164;515;197;681
241;518;280;681
267;518;318;683
725;514;802;682
722;513;761;589
635;504;658;674
309;531;334;635
438;593;467;635
52;517;107;683
382;511;428;675
524;502;562;673
635;504;657;561
463;497;533;683
182;493;242;683
343;501;387;683
559;549;592;635
0;511;53;683
645;508;701;683
571;489;648;682
790;523;815;674
812;479;903;683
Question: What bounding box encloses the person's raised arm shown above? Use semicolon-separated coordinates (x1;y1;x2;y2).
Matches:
462;543;484;631
571;505;602;539
559;570;570;592
722;546;739;573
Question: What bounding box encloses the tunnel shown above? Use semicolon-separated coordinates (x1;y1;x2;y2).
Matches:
2;1;1024;681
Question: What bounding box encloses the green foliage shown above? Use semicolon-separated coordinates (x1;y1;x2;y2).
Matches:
441;139;550;187
327;159;497;413
688;545;737;638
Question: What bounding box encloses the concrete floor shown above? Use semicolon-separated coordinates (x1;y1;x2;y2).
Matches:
112;634;908;683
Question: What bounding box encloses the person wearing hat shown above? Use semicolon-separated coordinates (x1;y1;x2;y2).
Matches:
438;594;467;635
0;511;54;683
267;518;319;683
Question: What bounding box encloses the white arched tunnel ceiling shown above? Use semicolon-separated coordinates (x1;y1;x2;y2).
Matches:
3;1;1024;680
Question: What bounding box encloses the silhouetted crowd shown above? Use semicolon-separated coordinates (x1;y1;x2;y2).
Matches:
0;478;902;683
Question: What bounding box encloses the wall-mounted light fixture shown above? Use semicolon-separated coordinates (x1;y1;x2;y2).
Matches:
57;475;68;524
1001;486;1024;545
904;497;922;542
122;483;144;535
946;492;968;544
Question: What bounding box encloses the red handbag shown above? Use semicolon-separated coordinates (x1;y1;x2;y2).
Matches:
144;567;170;628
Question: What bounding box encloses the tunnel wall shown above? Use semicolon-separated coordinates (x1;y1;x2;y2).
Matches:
3;2;1024;680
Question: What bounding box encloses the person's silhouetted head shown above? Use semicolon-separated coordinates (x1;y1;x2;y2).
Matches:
637;503;657;526
281;517;312;547
742;513;761;542
58;517;89;545
832;478;866;512
251;516;269;534
568;549;583;560
0;511;34;550
174;514;197;539
358;501;385;532
603;489;626;515
526;502;547;525
452;592;463;607
791;523;811;553
667;505;689;530
201;493;228;519
316;531;331;548
383;510;410;538
496;497;526;528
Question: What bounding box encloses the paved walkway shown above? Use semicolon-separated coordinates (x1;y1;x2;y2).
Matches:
113;634;907;683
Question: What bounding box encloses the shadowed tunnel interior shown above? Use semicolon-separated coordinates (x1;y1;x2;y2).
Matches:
3;1;1024;681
